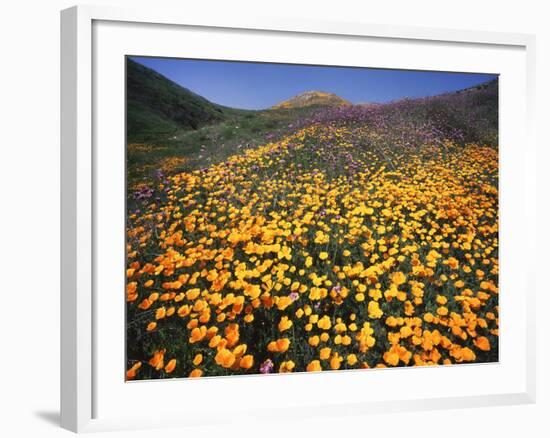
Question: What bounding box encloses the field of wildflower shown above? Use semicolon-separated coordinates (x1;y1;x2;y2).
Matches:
126;84;499;380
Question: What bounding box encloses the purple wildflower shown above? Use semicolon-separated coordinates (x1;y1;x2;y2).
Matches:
259;359;274;374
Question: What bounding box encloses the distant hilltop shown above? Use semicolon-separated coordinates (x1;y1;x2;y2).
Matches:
271;90;351;109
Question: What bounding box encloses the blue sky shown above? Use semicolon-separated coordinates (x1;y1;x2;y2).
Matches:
130;56;497;110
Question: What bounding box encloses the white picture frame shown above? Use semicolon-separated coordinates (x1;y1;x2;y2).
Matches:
60;4;536;433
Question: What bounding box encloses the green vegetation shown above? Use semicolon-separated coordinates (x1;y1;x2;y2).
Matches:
127;58;250;142
126;59;336;186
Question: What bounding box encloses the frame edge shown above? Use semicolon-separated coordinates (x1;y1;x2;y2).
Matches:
524;34;537;404
60;6;78;432
61;5;94;433
61;3;537;431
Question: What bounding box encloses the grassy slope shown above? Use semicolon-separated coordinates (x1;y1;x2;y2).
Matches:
127;58;250;142
424;79;498;146
128;106;328;186
127;58;340;185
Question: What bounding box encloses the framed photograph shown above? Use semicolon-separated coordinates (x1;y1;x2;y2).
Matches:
61;5;536;433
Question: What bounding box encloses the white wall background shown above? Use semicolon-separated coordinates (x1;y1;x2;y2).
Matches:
0;1;547;436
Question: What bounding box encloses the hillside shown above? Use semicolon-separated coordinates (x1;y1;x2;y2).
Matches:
127;71;497;188
126;58;249;142
271;90;351;109
126;77;500;379
416;78;499;145
302;79;498;147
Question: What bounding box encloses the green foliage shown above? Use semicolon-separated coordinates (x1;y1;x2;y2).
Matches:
126;58;250;142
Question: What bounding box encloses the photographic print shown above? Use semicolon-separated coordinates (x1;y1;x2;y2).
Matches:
125;57;498;380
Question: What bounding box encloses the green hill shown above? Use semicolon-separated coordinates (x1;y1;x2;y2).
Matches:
126;58;248;142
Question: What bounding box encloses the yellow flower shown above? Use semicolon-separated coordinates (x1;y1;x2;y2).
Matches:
306;360;322;372
279;360;295;373
319;252;329;260
317;315;331;330
164;359;177;373
423;312;434;323
347;354;358;366
215;348;236;368
278;316;293;332
462;347;476;361
383;351;399;366
186;288;200;301
193;354;203;366
277;246;292;261
177;305;190;317
267;338;290;353
330;354;343;370
155;307;166;320
446;257;459;269
233;344;247;357
126;361;142;380
276;296;293;311
308;335;320;347
189;369;203;378
474;336;491;351
224;323;240;347
400;326;413;338
138;299;152;310
189;326;206;343
390;271;407;286
148;349;165;371
208;335;222;348
368;301;383;319
239;355;254;369
276;338;290;352
319;347;331;360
